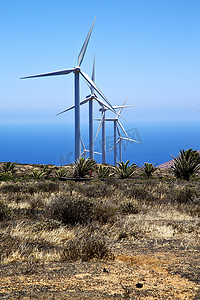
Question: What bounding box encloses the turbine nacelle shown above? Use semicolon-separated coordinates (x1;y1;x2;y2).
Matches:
75;66;81;73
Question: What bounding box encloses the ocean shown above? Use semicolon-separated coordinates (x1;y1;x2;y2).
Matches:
0;121;199;166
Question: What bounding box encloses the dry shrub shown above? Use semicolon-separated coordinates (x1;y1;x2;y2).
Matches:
62;226;113;261
128;186;155;202
0;182;21;193
119;201;139;215
46;195;117;225
77;180;114;198
0;201;12;220
174;187;195;203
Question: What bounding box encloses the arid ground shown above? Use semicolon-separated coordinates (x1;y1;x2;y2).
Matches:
0;163;199;299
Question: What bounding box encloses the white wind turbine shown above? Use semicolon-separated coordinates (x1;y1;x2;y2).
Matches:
94;98;134;164
109;125;141;163
80;137;101;157
57;55;114;159
21;17;115;161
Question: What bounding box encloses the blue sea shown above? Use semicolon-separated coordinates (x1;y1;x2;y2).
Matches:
0;121;199;166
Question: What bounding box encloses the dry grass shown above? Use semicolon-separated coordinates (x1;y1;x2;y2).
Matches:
0;163;199;298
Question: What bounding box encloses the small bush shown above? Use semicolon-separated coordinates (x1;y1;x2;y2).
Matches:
47;196;116;225
119;201;139;214
128;186;155;202
0;201;12;220
62;227;113;261
174;187;194;203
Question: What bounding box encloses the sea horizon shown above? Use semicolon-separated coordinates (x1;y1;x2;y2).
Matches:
0;120;199;167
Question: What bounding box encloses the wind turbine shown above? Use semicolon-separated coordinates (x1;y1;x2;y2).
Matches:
57;55;114;159
21;17;115;161
94;98;134;164
109;125;141;162
80;137;101;157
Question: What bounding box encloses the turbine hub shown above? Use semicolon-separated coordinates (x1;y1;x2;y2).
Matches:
75;66;80;73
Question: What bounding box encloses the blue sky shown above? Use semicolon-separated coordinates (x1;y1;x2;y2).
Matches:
1;0;200;123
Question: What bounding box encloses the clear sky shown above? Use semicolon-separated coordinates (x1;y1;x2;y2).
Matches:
1;0;200;123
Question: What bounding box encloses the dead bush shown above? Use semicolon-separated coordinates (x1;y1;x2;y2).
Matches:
119;201;139;215
174;187;195;203
62;226;113;261
0;201;12;220
46;195;117;225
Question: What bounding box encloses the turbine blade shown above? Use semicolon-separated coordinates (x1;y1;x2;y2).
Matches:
95;97;112;110
80;70;116;114
56;105;75;116
89;55;95;94
116;123;121;137
108;145;115;153
121;137;142;144
94;151;101;155
108;139;120;153
20;68;75;79
118;96;128;116
117;120;129;138
78;17;96;66
113;105;135;109
92;55;95;82
94;111;104;143
57;98;89;116
80;137;86;151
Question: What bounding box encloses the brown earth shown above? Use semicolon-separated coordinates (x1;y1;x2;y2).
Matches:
0;163;199;299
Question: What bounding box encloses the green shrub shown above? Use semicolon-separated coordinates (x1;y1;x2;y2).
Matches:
142;162;158;178
62;227;113;261
73;157;97;178
172;149;200;181
114;160;138;179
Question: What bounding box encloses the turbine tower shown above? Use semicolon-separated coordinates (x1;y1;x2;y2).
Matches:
21;17;115;161
94;98;134;164
57;56;114;159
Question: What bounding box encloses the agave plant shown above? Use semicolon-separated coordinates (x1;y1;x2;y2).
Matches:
55;168;68;178
114;160;138;179
2;162;16;174
142;162;158;178
32;166;51;179
73;157;97;178
97;164;113;179
172;149;200;181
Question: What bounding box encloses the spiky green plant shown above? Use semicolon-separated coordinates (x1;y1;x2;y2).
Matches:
73;157;97;178
172;149;200;181
97;165;113;179
142;162;158;178
55;168;68;178
114;160;138;179
32;166;51;179
2;162;16;174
